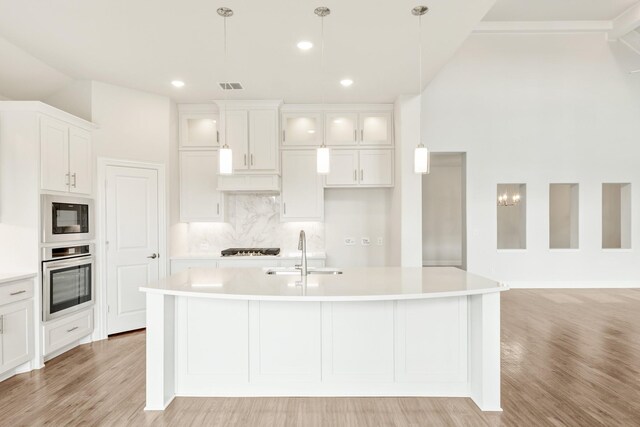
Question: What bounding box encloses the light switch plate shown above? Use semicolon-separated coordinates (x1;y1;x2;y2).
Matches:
361;237;371;246
345;237;356;246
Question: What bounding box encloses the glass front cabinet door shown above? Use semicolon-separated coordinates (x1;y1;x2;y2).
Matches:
180;113;220;148
359;112;392;146
281;113;323;147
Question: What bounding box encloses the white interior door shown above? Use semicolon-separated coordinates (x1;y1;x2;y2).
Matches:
106;165;160;335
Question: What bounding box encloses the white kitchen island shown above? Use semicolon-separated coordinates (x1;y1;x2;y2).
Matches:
140;267;507;412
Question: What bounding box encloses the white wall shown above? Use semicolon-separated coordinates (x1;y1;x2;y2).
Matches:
0;94;11;100
45;80;92;122
324;189;390;268
422;33;640;287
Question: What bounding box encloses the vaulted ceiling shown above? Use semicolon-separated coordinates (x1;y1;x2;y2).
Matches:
0;0;495;103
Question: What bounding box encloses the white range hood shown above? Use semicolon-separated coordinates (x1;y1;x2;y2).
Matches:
217;174;280;193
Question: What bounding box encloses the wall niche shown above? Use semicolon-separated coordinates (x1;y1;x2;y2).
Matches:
497;184;526;250
602;183;631;249
549;183;579;249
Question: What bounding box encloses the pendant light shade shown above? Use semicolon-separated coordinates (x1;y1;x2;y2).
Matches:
414;144;429;174
315;6;331;174
218;7;234;175
317;146;330;174
219;144;233;174
412;6;430;175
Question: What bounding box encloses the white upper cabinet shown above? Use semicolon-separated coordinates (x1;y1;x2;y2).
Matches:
180;113;220;148
325;150;359;187
281;150;324;221
68;127;92;194
325;113;358;146
360;112;392;146
40;117;70;193
224;110;250;171
281;107;393;148
281;113;323;147
180;151;224;222
325;149;394;188
359;149;394;186
40;116;92;195
219;106;279;174
249;109;278;171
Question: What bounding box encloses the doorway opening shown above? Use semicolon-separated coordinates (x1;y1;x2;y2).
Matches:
421;153;466;269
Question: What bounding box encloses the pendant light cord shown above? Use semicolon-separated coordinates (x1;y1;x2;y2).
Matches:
223;14;228;149
320;13;326;149
418;13;422;147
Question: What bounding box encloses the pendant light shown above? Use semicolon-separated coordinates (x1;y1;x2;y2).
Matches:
218;7;233;175
412;6;430;175
315;7;331;175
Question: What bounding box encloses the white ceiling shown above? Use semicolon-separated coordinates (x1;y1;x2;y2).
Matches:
0;0;496;103
484;0;640;22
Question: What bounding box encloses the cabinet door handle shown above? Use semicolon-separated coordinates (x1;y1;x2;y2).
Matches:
283;202;287;215
283;130;286;142
360;169;364;181
217;203;220;215
65;173;70;186
67;326;79;333
10;290;26;296
0;315;3;334
217;130;220;143
361;130;364;141
354;170;357;182
354;130;357;141
244;154;247;166
72;173;77;188
250;154;254;166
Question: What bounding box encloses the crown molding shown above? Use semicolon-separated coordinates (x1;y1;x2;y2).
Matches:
475;20;612;34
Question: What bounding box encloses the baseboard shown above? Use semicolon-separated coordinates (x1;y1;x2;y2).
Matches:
422;260;463;267
505;280;640;289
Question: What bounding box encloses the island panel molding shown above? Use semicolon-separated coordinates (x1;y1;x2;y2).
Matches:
142;267;506;411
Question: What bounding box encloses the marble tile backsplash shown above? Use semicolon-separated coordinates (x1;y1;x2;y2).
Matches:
187;194;324;255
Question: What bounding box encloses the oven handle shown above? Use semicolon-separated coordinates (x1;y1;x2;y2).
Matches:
43;255;94;270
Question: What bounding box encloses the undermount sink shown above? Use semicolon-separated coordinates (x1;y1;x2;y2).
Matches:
265;267;343;276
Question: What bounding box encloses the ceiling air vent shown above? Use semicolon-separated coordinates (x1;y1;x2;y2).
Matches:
218;82;244;90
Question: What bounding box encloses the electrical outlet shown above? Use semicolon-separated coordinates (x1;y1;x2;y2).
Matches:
361;237;371;246
344;237;356;246
377;237;384;246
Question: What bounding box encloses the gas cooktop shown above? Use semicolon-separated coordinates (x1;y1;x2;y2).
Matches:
221;248;281;257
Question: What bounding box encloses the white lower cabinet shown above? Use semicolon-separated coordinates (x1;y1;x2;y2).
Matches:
325;149;393;188
180;151;224;222
0;299;33;376
43;308;93;357
281;150;324;221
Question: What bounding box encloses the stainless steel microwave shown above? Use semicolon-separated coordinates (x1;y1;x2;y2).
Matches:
42;195;95;243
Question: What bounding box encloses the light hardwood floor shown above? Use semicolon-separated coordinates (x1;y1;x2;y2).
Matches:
2;289;640;426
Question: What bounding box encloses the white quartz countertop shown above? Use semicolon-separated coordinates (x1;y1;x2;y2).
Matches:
0;272;37;285
171;253;326;261
140;267;507;301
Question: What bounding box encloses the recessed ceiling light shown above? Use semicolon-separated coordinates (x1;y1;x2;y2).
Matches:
171;80;185;88
340;79;353;87
297;40;313;50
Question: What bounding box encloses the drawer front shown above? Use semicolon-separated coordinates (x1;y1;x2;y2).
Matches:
0;279;34;307
44;309;93;356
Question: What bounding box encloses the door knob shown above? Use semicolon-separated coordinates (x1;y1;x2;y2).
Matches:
147;253;158;259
